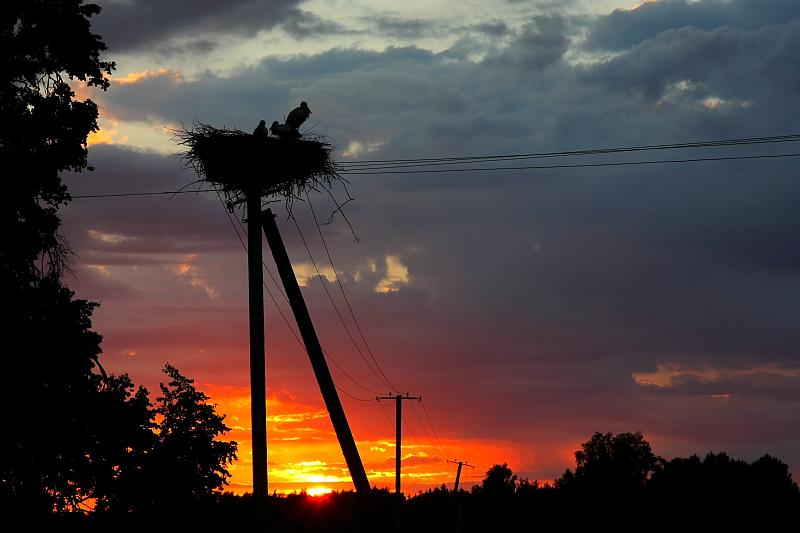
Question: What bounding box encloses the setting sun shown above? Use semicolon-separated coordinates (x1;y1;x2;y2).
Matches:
306;487;334;497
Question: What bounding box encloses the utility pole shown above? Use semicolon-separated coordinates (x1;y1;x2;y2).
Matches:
377;393;421;533
447;459;475;493
261;209;371;495
447;459;475;533
246;190;268;506
377;393;421;496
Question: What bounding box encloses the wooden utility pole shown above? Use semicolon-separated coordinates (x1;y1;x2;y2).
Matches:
447;459;475;493
377;393;421;496
246;190;269;504
261;209;371;495
447;459;475;533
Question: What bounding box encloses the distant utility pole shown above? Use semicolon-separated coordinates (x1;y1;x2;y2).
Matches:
377;393;421;496
447;459;475;493
447;459;475;533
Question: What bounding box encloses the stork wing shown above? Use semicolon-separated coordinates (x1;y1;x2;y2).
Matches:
286;108;302;128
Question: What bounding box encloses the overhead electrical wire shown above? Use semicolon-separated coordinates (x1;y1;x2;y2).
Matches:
230;208;291;305
70;151;800;200
400;412;439;466
409;402;446;457
291;214;390;394
306;193;399;393
338;133;800;169
341;152;800;175
216;194;375;401
378;401;395;431
420;400;446;451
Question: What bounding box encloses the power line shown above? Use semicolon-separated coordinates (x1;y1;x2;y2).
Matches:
338;133;800;167
409;402;444;456
217;195;376;401
419;400;446;452
69;151;800;199
72;189;219;199
291;214;390;394
306;193;399;393
400;411;438;466
342;152;800;175
217;192;299;338
378;400;396;430
231;210;291;305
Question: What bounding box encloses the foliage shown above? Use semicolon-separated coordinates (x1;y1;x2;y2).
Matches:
1;0;114;281
561;430;661;492
149;364;238;507
475;463;518;497
0;0;118;517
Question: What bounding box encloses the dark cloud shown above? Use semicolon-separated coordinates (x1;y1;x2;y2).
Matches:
282;10;355;38
482;15;570;69
153;39;220;59
94;0;322;52
586;0;800;50
585;21;800;107
471;21;511;37
365;14;442;39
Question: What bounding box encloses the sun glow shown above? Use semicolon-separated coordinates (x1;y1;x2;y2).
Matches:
199;383;537;495
306;487;334;497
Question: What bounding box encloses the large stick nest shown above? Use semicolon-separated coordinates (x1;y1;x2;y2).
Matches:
175;123;346;211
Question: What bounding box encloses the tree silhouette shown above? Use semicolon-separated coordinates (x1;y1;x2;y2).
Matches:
147;364;238;510
561;431;661;492
0;1;114;517
1;0;114;281
476;463;518;497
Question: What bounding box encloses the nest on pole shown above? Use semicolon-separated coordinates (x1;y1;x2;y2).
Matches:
175;122;346;212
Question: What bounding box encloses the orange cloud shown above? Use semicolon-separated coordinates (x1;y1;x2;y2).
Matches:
632;362;800;388
87;119;125;146
114;68;184;86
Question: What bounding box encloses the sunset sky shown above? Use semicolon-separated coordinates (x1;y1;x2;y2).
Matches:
62;0;800;494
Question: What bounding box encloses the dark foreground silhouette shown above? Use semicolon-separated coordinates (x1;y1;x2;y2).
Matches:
7;432;797;533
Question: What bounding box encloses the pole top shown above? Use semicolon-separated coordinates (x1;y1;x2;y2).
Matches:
377;392;421;401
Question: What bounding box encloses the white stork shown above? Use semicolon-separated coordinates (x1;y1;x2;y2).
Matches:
286;101;312;131
253;119;268;139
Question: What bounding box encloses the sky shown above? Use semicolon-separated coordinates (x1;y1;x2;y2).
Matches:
61;0;800;495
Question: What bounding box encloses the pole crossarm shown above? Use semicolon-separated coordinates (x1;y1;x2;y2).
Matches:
377;393;422;402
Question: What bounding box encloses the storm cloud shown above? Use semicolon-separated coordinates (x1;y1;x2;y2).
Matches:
94;0;313;52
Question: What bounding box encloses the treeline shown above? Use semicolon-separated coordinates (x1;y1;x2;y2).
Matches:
6;427;798;531
200;431;798;533
408;432;800;533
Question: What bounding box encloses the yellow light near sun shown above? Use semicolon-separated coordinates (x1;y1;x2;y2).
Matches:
306;487;334;497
